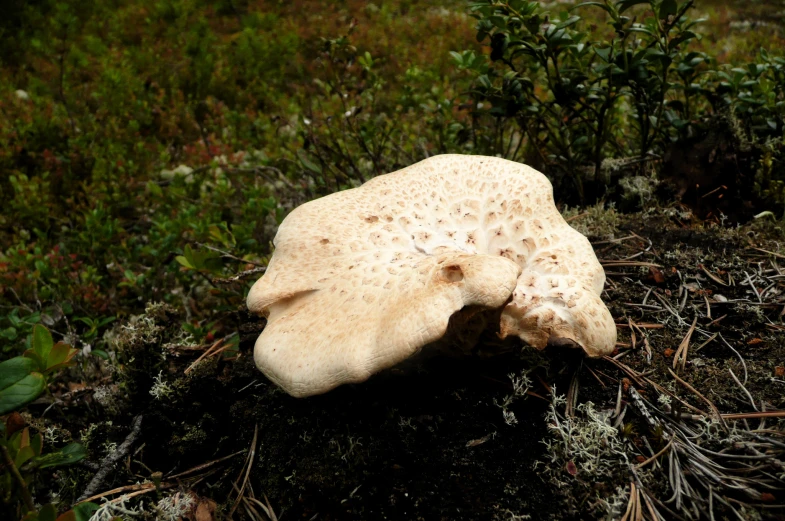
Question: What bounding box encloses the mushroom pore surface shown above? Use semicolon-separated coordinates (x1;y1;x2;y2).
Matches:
247;155;616;397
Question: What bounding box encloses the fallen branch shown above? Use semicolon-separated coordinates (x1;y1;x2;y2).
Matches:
77;415;143;502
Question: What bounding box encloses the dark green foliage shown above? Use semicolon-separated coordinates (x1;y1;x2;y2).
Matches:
0;326;85;517
455;0;784;204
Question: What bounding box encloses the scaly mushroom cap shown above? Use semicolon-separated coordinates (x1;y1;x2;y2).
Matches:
248;155;616;397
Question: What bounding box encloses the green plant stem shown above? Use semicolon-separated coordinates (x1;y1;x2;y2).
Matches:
1;443;36;513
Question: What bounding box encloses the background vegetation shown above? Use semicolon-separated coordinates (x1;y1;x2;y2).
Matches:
1;0;784;518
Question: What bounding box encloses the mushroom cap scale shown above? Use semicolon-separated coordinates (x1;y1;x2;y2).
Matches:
248;155;616;397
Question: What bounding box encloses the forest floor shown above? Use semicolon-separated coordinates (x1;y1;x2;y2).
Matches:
45;205;785;521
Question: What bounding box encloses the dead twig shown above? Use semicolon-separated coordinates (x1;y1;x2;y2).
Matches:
78;415;144;502
213;266;267;285
196;242;266;268
80;481;174;505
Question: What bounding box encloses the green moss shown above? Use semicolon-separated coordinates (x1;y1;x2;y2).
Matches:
562;203;621;240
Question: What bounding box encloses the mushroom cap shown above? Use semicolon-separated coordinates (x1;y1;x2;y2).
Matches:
248;155;616;397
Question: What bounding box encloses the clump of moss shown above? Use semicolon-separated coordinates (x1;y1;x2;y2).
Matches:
107;302;183;405
562;203;621;240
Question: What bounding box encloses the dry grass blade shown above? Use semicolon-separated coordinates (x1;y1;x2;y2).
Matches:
231;483;280;521
616;323;664;329
603;356;647;388
621;482;636;521
80;481;174;504
621;482;645;521
166;450;245;479
247;494;280;521
728;368;758;411
566;364;581;417
752;247;785;260
722;410;785;420
694;333;718;353
592;234;640;245
635;439;674;470
229;423;259;517
667;368;727;428
700;264;729;286
185;337;230;374
638;487;665;521
78;415;144;502
673;317;697;373
601;260;663;268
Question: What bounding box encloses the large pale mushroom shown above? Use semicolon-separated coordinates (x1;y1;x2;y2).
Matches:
247;155;616;397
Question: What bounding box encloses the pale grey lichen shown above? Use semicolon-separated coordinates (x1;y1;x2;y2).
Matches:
149;371;175;400
538;391;630;518
156;492;196;521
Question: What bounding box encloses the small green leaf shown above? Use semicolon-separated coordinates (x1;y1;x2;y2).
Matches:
56;502;100;521
15;444;35;467
32;432;43;457
22;349;45;371
146;181;163;197
46;342;77;373
208;223;236;248
39;504;58;521
670;30;697;47
0;370;46;414
91;349;110;360
275;207;286;225
0;327;18;340
98;317;116;328
556;15;581;29
35;442;87;469
175;255;194;269
297;149;322;175
595;47;612;62
0;356;37;391
33;324;54;364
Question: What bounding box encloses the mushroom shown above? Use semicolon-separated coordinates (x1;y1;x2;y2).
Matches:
247;155;616;397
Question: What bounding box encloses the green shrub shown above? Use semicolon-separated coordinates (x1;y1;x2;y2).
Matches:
454;0;784;205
